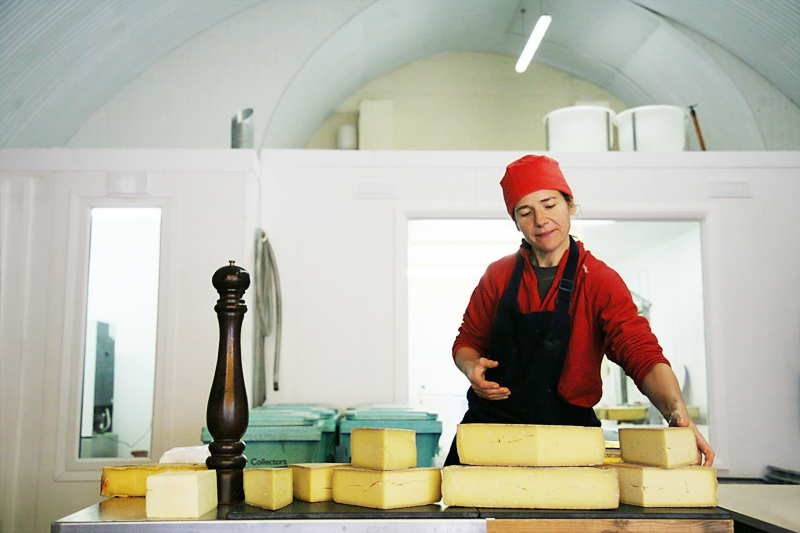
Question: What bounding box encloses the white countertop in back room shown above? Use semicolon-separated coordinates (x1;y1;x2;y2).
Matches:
718;484;800;533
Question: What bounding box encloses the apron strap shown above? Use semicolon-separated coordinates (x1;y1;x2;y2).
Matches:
555;236;579;313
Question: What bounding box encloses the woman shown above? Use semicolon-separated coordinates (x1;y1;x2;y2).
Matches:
445;154;714;466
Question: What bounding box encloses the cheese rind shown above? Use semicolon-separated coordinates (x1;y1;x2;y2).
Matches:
288;463;347;502
442;465;619;509
456;424;605;466
145;470;217;518
101;463;207;497
243;468;294;510
332;466;441;509
607;463;718;507
350;427;417;470
619;427;699;467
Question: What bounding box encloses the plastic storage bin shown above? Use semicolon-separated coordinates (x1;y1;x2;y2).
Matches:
335;404;443;467
544;105;615;152
253;403;340;461
201;404;339;468
613;105;687;152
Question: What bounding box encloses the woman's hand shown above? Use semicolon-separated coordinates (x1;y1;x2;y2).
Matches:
641;363;715;466
465;357;511;400
670;413;715;467
454;347;510;401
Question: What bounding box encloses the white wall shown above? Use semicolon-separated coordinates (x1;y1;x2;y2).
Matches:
0;149;259;533
305;52;629;151
260;148;800;479
2;148;799;532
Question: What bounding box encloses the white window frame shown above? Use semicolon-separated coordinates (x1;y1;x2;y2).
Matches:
55;192;173;481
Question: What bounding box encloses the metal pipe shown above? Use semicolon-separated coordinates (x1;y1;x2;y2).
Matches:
231;109;254;149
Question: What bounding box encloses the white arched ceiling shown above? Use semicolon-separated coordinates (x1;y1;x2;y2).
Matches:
262;0;768;150
1;0;798;149
636;0;800;106
0;0;262;147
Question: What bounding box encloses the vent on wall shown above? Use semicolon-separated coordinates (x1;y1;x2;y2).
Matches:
107;172;149;196
355;182;397;199
708;180;752;198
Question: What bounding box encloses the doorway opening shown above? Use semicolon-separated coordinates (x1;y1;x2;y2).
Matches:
407;218;708;466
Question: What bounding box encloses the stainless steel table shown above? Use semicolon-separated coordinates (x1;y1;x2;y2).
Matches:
52;498;484;533
52;496;737;533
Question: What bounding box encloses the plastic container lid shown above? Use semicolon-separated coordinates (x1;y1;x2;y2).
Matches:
344;409;436;421
248;409;320;426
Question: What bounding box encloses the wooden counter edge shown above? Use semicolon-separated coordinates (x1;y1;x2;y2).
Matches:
486;518;733;533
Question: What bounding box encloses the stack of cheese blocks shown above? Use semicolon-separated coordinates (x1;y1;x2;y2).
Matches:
241;427;442;511
331;427;442;509
442;424;619;509
100;464;218;519
611;426;718;507
100;426;717;516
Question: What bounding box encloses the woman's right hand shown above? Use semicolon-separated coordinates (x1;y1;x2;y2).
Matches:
463;357;511;401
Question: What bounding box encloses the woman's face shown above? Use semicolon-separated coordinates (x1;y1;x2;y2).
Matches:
513;189;576;267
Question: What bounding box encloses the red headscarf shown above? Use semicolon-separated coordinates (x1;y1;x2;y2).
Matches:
500;155;573;217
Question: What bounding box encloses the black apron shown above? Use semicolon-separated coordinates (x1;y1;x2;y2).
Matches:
444;237;599;466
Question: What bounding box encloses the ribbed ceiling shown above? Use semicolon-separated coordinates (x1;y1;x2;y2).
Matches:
1;0;798;149
636;0;800;105
0;0;262;147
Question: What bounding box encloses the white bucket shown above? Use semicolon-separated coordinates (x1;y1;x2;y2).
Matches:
614;105;687;152
543;105;615;152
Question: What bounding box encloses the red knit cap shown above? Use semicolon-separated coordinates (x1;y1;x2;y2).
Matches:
500;155;573;217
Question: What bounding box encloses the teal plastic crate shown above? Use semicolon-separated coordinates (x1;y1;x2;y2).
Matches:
335;404;443;467
201;405;339;468
251;403;340;462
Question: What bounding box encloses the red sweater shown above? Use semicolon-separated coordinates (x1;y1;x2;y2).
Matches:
453;239;669;408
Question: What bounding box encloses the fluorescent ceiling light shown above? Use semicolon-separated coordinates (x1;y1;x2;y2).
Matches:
515;14;552;73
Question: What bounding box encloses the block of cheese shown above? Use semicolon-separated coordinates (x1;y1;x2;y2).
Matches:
604;441;623;463
101;463;207;497
288;463;347;502
350;427;417;470
243;468;294;511
332;466;441;509
596;405;649;421
619;427;699;467
608;462;718;507
456;423;605;466
145;470;217;518
442;465;619;509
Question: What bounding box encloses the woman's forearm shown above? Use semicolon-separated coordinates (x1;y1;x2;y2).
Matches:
454;346;483;377
640;363;690;424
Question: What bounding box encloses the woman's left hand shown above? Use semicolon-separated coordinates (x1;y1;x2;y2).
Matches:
670;413;715;467
641;363;715;467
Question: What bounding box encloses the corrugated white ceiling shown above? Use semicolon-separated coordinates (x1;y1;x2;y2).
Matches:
0;0;262;147
636;0;800;105
0;0;797;149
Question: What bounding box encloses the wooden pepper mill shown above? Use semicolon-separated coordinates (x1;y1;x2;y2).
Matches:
206;260;250;504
